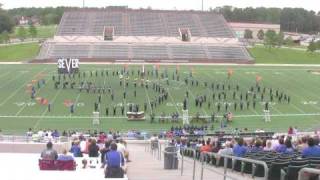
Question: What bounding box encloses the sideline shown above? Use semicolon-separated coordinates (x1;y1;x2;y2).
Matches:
1;61;320;67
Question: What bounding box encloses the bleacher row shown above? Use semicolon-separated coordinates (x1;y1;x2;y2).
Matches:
56;9;234;38
182;149;320;180
39;43;252;62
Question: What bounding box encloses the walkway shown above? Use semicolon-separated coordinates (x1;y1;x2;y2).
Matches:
126;143;256;180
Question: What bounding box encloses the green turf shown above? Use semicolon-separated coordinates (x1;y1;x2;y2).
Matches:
0;43;40;61
249;46;320;64
11;25;57;39
0;64;319;134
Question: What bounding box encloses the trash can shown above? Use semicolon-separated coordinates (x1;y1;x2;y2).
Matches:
164;146;178;169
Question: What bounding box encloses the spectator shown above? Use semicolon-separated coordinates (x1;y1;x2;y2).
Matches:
288;126;293;135
233;138;247;157
250;139;263;153
88;139;99;157
116;139;126;155
275;138;286;153
104;143;125;178
52;130;60;138
119;139;131;162
40;142;58;160
57;149;74;161
200;140;212;153
263;140;273;151
26;128;33;137
218;142;233;156
302;137;320;158
212;141;222;153
284;139;294;154
297;136;308;152
100;141;111;164
70;140;82;157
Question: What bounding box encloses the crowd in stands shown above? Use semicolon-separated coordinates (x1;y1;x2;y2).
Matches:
160;125;208;138
168;130;320;159
25;128;148;142
39;132;131;178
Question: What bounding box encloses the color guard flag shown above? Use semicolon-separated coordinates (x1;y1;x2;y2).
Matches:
256;75;262;83
227;68;234;79
124;64;128;71
176;65;180;71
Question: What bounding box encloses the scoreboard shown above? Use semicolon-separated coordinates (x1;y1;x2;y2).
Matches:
57;58;79;74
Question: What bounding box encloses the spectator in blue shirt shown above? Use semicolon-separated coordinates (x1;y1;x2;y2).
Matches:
70;140;82;157
57;149;74;161
52;130;60;138
302;138;320;158
233;138;247;157
104;143;125;178
275;138;286;153
249;139;263;153
284;139;294;154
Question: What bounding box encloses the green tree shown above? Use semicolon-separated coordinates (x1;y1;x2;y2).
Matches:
1;30;10;43
264;30;277;49
41;13;59;25
284;37;294;46
257;29;264;40
277;31;285;47
0;11;14;33
307;41;317;53
17;26;27;41
244;29;253;39
29;24;37;40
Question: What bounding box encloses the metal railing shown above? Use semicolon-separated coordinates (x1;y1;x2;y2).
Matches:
298;168;320;180
0;135;69;143
180;148;197;180
199;152;269;180
145;140;162;160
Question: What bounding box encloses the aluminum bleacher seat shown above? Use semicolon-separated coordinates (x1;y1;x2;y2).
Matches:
56;9;235;38
39;9;254;63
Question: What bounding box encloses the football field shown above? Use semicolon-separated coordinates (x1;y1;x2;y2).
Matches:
0;64;319;134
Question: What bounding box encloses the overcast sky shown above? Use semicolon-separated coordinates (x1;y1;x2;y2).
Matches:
1;0;320;12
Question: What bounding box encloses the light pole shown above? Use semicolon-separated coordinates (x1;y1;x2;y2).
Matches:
83;0;85;8
202;0;204;11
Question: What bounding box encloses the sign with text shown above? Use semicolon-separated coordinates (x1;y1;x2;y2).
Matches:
57;58;79;74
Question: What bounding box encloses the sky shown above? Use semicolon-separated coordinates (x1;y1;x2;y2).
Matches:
0;0;320;12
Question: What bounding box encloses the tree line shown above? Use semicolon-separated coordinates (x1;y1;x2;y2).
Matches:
214;6;320;34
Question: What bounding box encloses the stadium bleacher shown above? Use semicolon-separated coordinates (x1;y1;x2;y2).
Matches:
38;43;252;63
36;8;253;63
56;9;234;38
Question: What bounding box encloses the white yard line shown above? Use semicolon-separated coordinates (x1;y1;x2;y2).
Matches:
69;93;81;117
144;82;153;114
123;75;127;113
0;68;48;106
186;83;209;116
0;71;12;80
272;71;317;112
202;70;262;115
15;76;48;116
0;73;26;89
166;87;182;115
33;87;63;129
